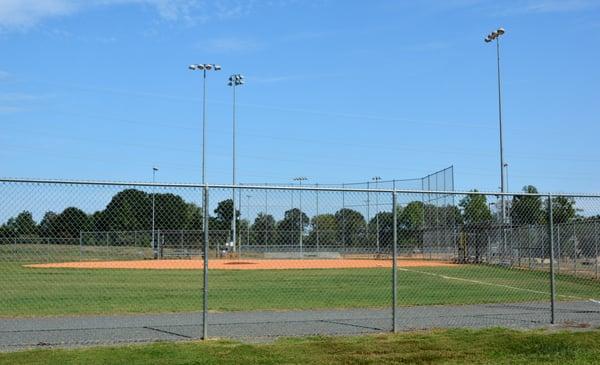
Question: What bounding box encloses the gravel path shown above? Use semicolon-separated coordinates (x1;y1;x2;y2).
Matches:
1;301;599;352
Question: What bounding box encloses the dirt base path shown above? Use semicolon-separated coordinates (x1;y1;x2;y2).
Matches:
25;259;455;270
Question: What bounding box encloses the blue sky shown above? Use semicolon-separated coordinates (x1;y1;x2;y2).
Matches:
0;0;599;194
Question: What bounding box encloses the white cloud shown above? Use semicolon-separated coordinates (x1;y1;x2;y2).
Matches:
249;73;342;84
518;0;597;13
0;92;43;101
493;0;600;15
199;36;263;53
0;105;22;113
0;0;77;29
0;0;270;30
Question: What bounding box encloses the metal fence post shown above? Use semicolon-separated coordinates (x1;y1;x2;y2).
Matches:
556;225;561;273
547;194;556;324
595;221;599;279
392;191;398;333
202;185;210;340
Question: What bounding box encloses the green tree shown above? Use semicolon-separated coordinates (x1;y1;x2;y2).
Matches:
459;191;493;263
53;207;90;238
399;201;424;230
251;213;276;245
307;213;338;246
276;208;310;244
90;210;109;231
460;191;492;224
548;195;577;224
367;211;394;247
39;211;59;237
104;189;151;231
213;199;240;231
510;185;543;225
399;202;424;246
334;208;365;246
13;211;38;236
154;193;188;230
183;203;203;230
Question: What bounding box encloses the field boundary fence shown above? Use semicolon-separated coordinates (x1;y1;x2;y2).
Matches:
1;177;600;342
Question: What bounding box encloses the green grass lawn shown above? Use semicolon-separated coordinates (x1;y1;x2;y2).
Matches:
1;261;599;317
2;328;600;365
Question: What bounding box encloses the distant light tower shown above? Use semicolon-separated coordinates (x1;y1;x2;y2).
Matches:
151;167;159;259
228;74;244;253
484;28;507;223
293;177;308;255
372;176;382;254
188;63;222;185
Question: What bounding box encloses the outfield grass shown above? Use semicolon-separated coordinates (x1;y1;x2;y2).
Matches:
2;328;600;365
1;261;599;317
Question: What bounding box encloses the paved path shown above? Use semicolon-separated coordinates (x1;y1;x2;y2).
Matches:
1;301;599;351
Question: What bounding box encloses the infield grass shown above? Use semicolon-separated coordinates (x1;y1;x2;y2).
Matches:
1;261;599;317
2;328;600;365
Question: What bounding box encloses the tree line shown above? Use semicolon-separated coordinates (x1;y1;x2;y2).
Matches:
0;186;584;246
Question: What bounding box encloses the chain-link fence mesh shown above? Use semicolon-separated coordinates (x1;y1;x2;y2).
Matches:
1;178;599;346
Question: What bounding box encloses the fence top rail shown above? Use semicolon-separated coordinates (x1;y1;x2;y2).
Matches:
1;177;600;198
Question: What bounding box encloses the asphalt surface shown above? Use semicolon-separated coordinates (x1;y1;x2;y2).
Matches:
1;301;599;352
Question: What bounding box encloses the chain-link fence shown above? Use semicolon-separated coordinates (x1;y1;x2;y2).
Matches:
1;178;599;346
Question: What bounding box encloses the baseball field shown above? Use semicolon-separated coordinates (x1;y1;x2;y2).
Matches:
2;255;600;318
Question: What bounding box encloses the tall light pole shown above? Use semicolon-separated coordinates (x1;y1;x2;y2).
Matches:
188;63;222;185
372;176;381;254
228;74;244;253
152;167;159;259
293;177;308;255
484;28;506;223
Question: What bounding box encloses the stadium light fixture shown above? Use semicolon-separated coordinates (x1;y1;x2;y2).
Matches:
188;64;222;185
229;74;245;253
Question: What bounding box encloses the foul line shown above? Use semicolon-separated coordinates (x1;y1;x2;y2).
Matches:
398;267;600;304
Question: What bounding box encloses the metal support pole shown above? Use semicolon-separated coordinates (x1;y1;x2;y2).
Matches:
316;184;320;252
392;191;398;333
366;181;370;245
496;37;506;226
152;169;157;259
595;221;599;279
299;183;303;256
245;194;251;257
375;184;380;254
238;188;242;253
231;84;237;255
342;183;346;249
202;69;207;186
573;227;578;276
547;195;556;324
202;186;209;340
557;225;561;273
